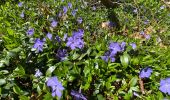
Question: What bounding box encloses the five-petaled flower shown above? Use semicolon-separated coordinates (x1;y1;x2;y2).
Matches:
71;9;78;17
159;78;170;95
51;20;58;27
139;67;153;78
20;12;24;18
77;17;83;24
63;6;68;14
34;69;43;77
56;49;68;61
47;76;64;98
33;38;44;52
27;28;34;36
66;29;84;50
130;43;137;50
71;90;87;100
68;3;72;9
47;32;52;40
18;2;23;7
102;42;125;62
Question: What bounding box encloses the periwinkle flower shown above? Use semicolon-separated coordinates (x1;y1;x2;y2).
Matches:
47;33;52;40
58;11;62;17
144;20;149;25
68;2;72;8
35;69;43;77
139;67;153;78
27;28;34;36
92;6;96;10
160;5;165;10
47;76;64;98
72;9;78;17
56;49;68;61
140;31;145;35
102;42;126;62
120;42;126;51
63;6;68;14
66;29;84;50
101;51;110;62
102;51;116;62
67;37;84;50
144;34;150;40
109;42;122;54
133;8;138;13
33;38;44;52
77;17;83;24
130;43;137;50
71;90;87;100
18;2;23;7
55;35;61;43
63;33;67;41
20;12;24;18
51;20;58;27
159;78;170;95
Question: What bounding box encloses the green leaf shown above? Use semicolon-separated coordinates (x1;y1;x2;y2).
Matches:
0;79;6;86
97;94;106;100
72;52;80;60
43;92;53;100
19;95;30;100
83;66;90;77
13;85;23;95
13;65;25;77
7;28;14;35
120;53;130;68
129;76;138;87
46;66;57;76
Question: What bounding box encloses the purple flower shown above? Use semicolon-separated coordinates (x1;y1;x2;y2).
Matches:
56;49;68;61
67;37;84;50
140;31;145;35
72;29;84;38
109;42;122;54
139;67;153;78
144;20;149;25
101;50;116;62
47;33;52;40
159;78;170;95
133;8;138;13
71;9;78;17
35;69;43;77
27;28;34;36
55;35;61;43
33;38;44;52
51;20;58;27
144;34;150;40
160;5;165;10
63;6;68;14
101;51;110;62
68;3;72;8
58;11;62;17
66;29;84;50
130;43;137;50
71;90;87;100
20;12;24;18
47;76;64;98
18;2;23;7
77;17;83;24
92;6;96;10
63;33;67;41
120;42;126;51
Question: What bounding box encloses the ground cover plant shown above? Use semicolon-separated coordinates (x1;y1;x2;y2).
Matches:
0;0;170;100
